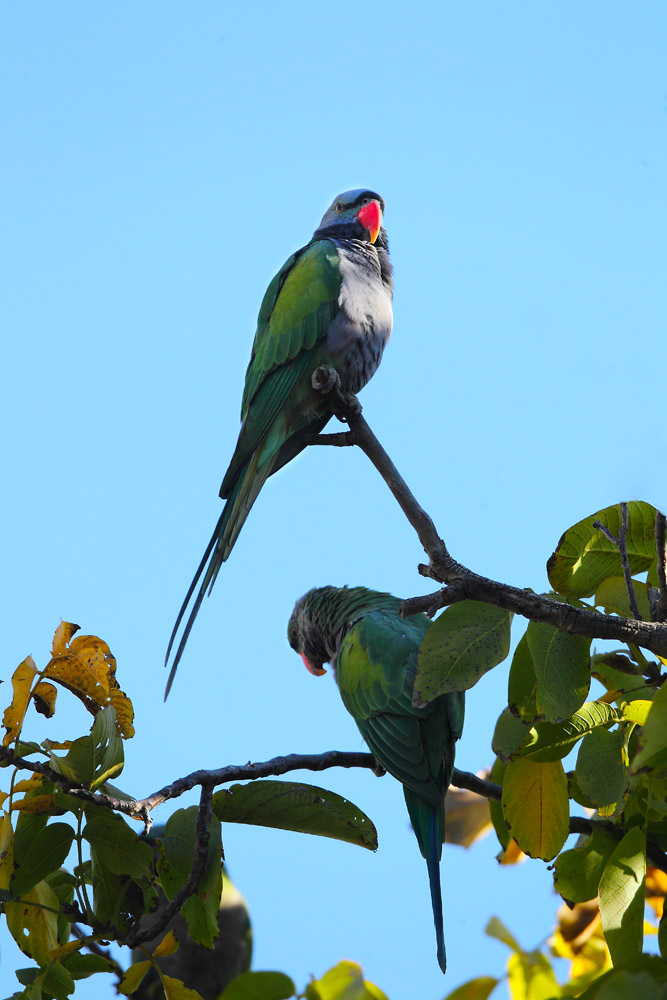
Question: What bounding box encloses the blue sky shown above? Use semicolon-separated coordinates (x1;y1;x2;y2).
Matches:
2;3;667;998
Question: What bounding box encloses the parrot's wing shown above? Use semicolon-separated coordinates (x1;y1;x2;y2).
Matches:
337;612;444;806
242;239;341;413
220;240;341;496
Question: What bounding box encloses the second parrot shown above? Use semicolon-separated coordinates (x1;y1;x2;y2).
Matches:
288;585;465;974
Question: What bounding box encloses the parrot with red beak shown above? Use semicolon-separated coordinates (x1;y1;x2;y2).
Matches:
288;585;465;975
166;191;392;695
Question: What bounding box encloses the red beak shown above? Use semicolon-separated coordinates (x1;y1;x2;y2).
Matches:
301;652;326;677
357;200;382;244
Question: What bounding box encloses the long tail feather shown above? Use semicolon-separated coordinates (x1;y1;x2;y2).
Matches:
164;457;272;698
404;789;447;974
425;815;447;974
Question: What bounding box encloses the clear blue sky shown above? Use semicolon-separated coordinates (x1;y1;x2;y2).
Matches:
2;3;666;998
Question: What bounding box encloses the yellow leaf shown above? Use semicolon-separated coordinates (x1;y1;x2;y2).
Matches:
119;960;152;995
502;757;569;860
153;929;179;958
11;775;60;815
32;682;58;718
5;879;60;965
0;812;14;891
444;785;492;847
50;938;84;959
160;973;205;1000
109;683;135;739
44;649;110;710
2;656;37;746
500;838;526;866
622;700;653;725
646;866;667;919
52;621;80;656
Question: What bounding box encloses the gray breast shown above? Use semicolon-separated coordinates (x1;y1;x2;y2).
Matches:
326;240;394;395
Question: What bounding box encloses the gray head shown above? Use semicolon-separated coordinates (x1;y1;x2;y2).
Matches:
287;585;398;676
315;189;386;245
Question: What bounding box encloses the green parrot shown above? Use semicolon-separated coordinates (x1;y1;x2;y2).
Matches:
165;190;393;695
287;585;465;975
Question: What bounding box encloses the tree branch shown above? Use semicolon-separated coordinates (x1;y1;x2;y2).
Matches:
123;785;214;949
309;373;667;663
594;503;641;621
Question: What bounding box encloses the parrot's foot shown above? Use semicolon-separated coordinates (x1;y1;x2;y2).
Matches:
312;366;363;423
371;758;387;778
311;365;341;394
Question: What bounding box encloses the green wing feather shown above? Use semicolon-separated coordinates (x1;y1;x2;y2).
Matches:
220;242;341;497
336;611;455;806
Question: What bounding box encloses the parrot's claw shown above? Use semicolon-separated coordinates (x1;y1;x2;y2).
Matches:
311;365;341;394
371;758;387;778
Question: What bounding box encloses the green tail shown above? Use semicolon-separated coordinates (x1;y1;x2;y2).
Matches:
164;457;271;697
404;788;447;974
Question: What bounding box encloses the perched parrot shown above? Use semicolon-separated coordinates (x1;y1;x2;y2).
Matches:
287;586;465;975
165;190;393;694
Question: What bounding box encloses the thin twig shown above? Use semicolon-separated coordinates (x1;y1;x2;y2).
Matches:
596;504;641;621
123;785;214;949
656;512;667;622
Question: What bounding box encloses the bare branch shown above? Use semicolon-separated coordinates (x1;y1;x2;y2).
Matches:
309;375;667;664
306;431;355;447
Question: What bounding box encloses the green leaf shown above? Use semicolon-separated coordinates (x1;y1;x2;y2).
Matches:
484;915;521;951
219;971;296;1000
576;728;628;810
38;960;74;1000
632;682;667;775
508;635;539;722
89;704;124;790
83;812;153;879
659;908;667;962
157;807;223;949
212;780;377;851
553;826;616;903
547;501;658;598
598;826;646;966
595;576;652;621
90;848;146;931
488;758;510;852
414;601;512;701
518;702;621;762
10;822;75;898
442;976;499;1000
577;957;667;998
502;758;569;860
61;951;116;980
48;734;96;786
492;708;530;763
526;622;591;722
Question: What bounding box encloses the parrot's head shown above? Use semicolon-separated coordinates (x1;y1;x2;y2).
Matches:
288;585;399;679
288;590;331;677
315;189;386;246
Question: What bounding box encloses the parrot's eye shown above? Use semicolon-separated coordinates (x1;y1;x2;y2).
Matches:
361;197;370;205
335;202;343;212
